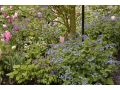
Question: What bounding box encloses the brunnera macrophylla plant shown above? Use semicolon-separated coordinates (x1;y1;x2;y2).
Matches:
46;32;118;85
0;5;119;85
7;56;64;84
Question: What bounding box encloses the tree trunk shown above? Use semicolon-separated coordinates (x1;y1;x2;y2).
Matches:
69;6;76;39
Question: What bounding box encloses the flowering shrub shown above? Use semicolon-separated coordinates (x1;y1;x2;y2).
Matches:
7;57;64;84
48;38;117;84
0;5;64;84
0;5;119;85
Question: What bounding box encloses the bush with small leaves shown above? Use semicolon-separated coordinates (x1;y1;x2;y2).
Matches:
48;37;118;85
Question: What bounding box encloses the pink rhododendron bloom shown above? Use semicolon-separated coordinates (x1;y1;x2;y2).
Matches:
7;16;13;23
60;36;65;44
3;31;12;43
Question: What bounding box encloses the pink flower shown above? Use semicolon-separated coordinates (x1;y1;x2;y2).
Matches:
7;16;13;23
3;31;12;43
60;36;65;44
0;7;4;11
12;12;18;19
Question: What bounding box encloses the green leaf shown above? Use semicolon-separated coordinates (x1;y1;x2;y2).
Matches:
13;65;20;69
105;78;114;85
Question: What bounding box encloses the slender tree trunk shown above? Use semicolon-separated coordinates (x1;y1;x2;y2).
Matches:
69;5;76;39
52;6;76;39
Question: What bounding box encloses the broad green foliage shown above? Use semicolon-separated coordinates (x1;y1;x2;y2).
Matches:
7;57;63;84
49;37;117;84
0;5;119;85
0;5;65;84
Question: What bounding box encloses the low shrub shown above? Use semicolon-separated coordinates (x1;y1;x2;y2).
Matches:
48;37;118;84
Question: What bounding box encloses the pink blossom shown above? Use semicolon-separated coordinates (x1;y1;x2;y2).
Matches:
60;36;65;44
6;15;10;19
12;12;18;19
7;16;13;23
3;31;12;43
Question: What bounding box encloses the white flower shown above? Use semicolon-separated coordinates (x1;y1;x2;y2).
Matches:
24;44;27;46
111;16;116;21
3;24;7;28
37;12;42;18
14;12;18;18
12;45;16;49
5;30;9;33
1;39;4;42
0;7;4;11
1;34;4;37
6;16;10;18
9;5;13;9
54;17;60;21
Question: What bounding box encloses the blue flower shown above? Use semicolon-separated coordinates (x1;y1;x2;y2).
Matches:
59;75;65;79
98;34;103;37
99;47;104;51
82;35;88;40
97;39;102;44
105;44;110;49
50;70;57;75
107;60;113;64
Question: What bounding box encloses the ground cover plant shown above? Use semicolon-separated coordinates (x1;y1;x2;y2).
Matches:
0;5;120;85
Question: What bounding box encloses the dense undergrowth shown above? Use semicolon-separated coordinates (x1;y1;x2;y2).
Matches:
0;5;120;85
